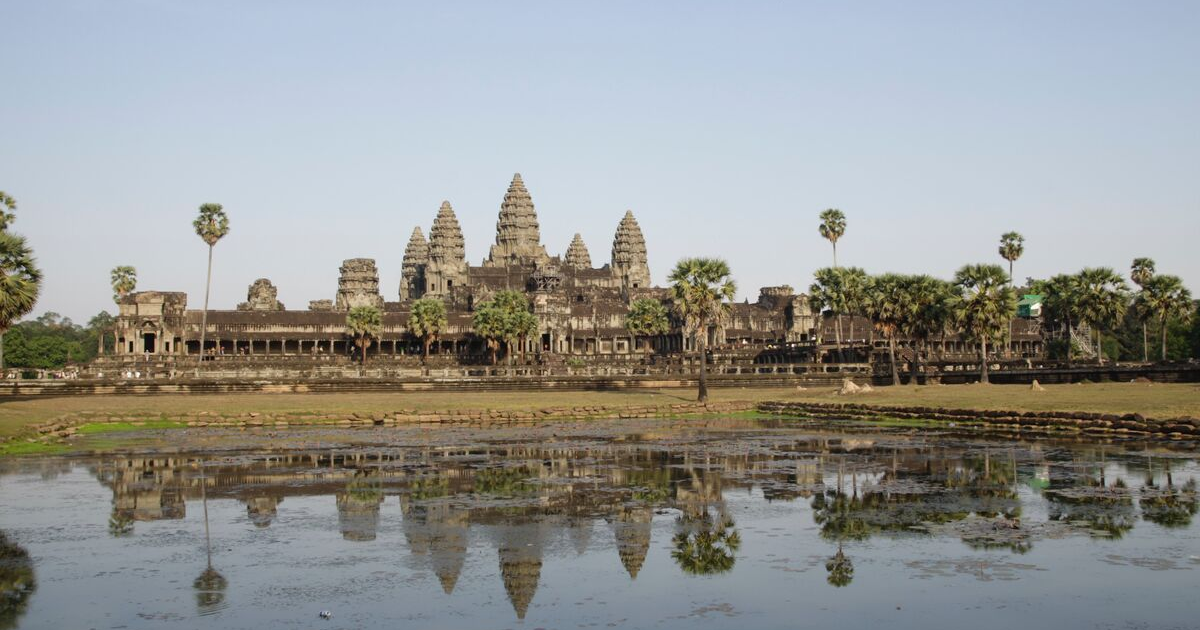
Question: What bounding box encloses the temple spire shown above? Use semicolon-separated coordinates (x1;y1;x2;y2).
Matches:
564;233;592;270
425;201;467;296
486;172;549;266
611;210;651;290
400;226;428;301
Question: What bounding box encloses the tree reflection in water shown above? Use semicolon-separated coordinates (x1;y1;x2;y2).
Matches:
1140;477;1198;529
193;462;228;615
671;507;741;575
825;544;854;587
0;532;36;630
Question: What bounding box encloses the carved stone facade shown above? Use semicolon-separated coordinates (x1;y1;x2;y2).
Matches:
335;258;384;310
237;278;284;311
102;172;1038;367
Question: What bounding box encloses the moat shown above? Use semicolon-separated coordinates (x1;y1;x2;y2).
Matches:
1;420;1197;629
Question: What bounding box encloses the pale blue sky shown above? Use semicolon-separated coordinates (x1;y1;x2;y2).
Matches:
3;1;1197;322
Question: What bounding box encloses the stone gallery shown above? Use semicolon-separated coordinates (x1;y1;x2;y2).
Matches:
103;174;1042;369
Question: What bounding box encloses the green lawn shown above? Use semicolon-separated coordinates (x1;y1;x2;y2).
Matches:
1;381;1197;440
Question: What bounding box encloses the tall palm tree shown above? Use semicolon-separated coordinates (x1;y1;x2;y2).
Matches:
951;264;1017;384
471;302;504;365
0;232;42;370
1130;258;1156;362
408;298;447;363
1033;273;1083;365
624;298;670;361
1076;267;1128;366
998;232;1025;284
192;203;230;362
346;305;382;366
901;275;954;383
669;258;736;403
110;266;137;304
0;191;16;231
809;267;846;362
818;209;846;268
864;273;906;386
839;267;871;361
1138;275;1192;361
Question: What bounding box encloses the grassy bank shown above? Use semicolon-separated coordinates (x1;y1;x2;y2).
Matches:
1;381;1197;441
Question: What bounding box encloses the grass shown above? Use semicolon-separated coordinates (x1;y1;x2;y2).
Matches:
786;382;1200;418
0;381;1197;441
75;420;188;435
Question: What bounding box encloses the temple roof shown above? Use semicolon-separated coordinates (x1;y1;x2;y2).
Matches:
564;233;592;269
487;173;549;266
429;201;466;264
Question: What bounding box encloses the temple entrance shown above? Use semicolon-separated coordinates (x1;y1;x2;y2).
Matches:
142;332;156;354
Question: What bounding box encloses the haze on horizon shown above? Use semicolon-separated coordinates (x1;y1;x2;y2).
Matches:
2;1;1197;323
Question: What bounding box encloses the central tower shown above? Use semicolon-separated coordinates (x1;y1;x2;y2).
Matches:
485;173;550;267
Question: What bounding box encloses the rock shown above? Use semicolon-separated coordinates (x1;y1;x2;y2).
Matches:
838;379;861;395
1030;380;1046;392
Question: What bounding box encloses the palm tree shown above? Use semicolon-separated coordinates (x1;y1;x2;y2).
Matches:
0;232;42;370
1130;258;1156;362
901;275;953;383
864;273;906;386
840;267;871;361
998;232;1025;284
624;298;670;361
472;302;504;365
1138;275;1192;361
0;191;16;231
951;264;1017;384
346;305;382;366
669;258;736;403
408;298;447;364
818;209;846;268
1033;273;1083;365
809;267;846;362
110;266;137;304
825;544;855;587
1076;267;1128;366
192;203;230;362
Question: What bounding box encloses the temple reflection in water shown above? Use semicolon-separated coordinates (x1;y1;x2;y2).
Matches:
85;432;1198;620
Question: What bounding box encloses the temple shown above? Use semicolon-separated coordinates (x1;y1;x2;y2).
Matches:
99;173;1043;375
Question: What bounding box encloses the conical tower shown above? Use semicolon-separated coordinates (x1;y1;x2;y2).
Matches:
426;201;468;297
610;505;653;579
611;210;651;290
400;226;429;301
564;233;592;270
486;173;549;267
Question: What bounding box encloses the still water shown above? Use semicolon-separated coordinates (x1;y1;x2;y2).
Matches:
1;420;1198;629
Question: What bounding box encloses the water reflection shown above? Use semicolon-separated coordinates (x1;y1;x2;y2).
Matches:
57;433;1196;620
0;532;35;630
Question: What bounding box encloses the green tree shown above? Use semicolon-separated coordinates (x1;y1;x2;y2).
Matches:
998;232;1024;284
624;298;670;361
901;275;954;382
864;273;907;386
818;209;846;268
671;510;741;575
809;267;846;362
825;544;854;587
0;232;42;370
951;264;1017;384
110;266;137;304
472;290;538;365
345;305;382;366
1138;275;1193;361
407;298;448;363
1032;273;1083;365
669;258;736;402
192;203;230;361
0;191;16;231
839;267;871;361
1130;258;1156;362
1076;267;1129;365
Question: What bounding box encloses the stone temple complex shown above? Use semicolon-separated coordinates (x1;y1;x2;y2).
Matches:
102;173;1044;373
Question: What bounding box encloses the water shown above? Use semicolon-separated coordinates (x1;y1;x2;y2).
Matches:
1;420;1198;629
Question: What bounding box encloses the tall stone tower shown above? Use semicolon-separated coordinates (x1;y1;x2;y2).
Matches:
425;201;468;297
335;258;384;310
611;210;651;290
400;226;429;301
486;173;549;267
564;233;592;270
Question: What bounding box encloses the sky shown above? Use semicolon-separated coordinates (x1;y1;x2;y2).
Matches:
2;0;1197;323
